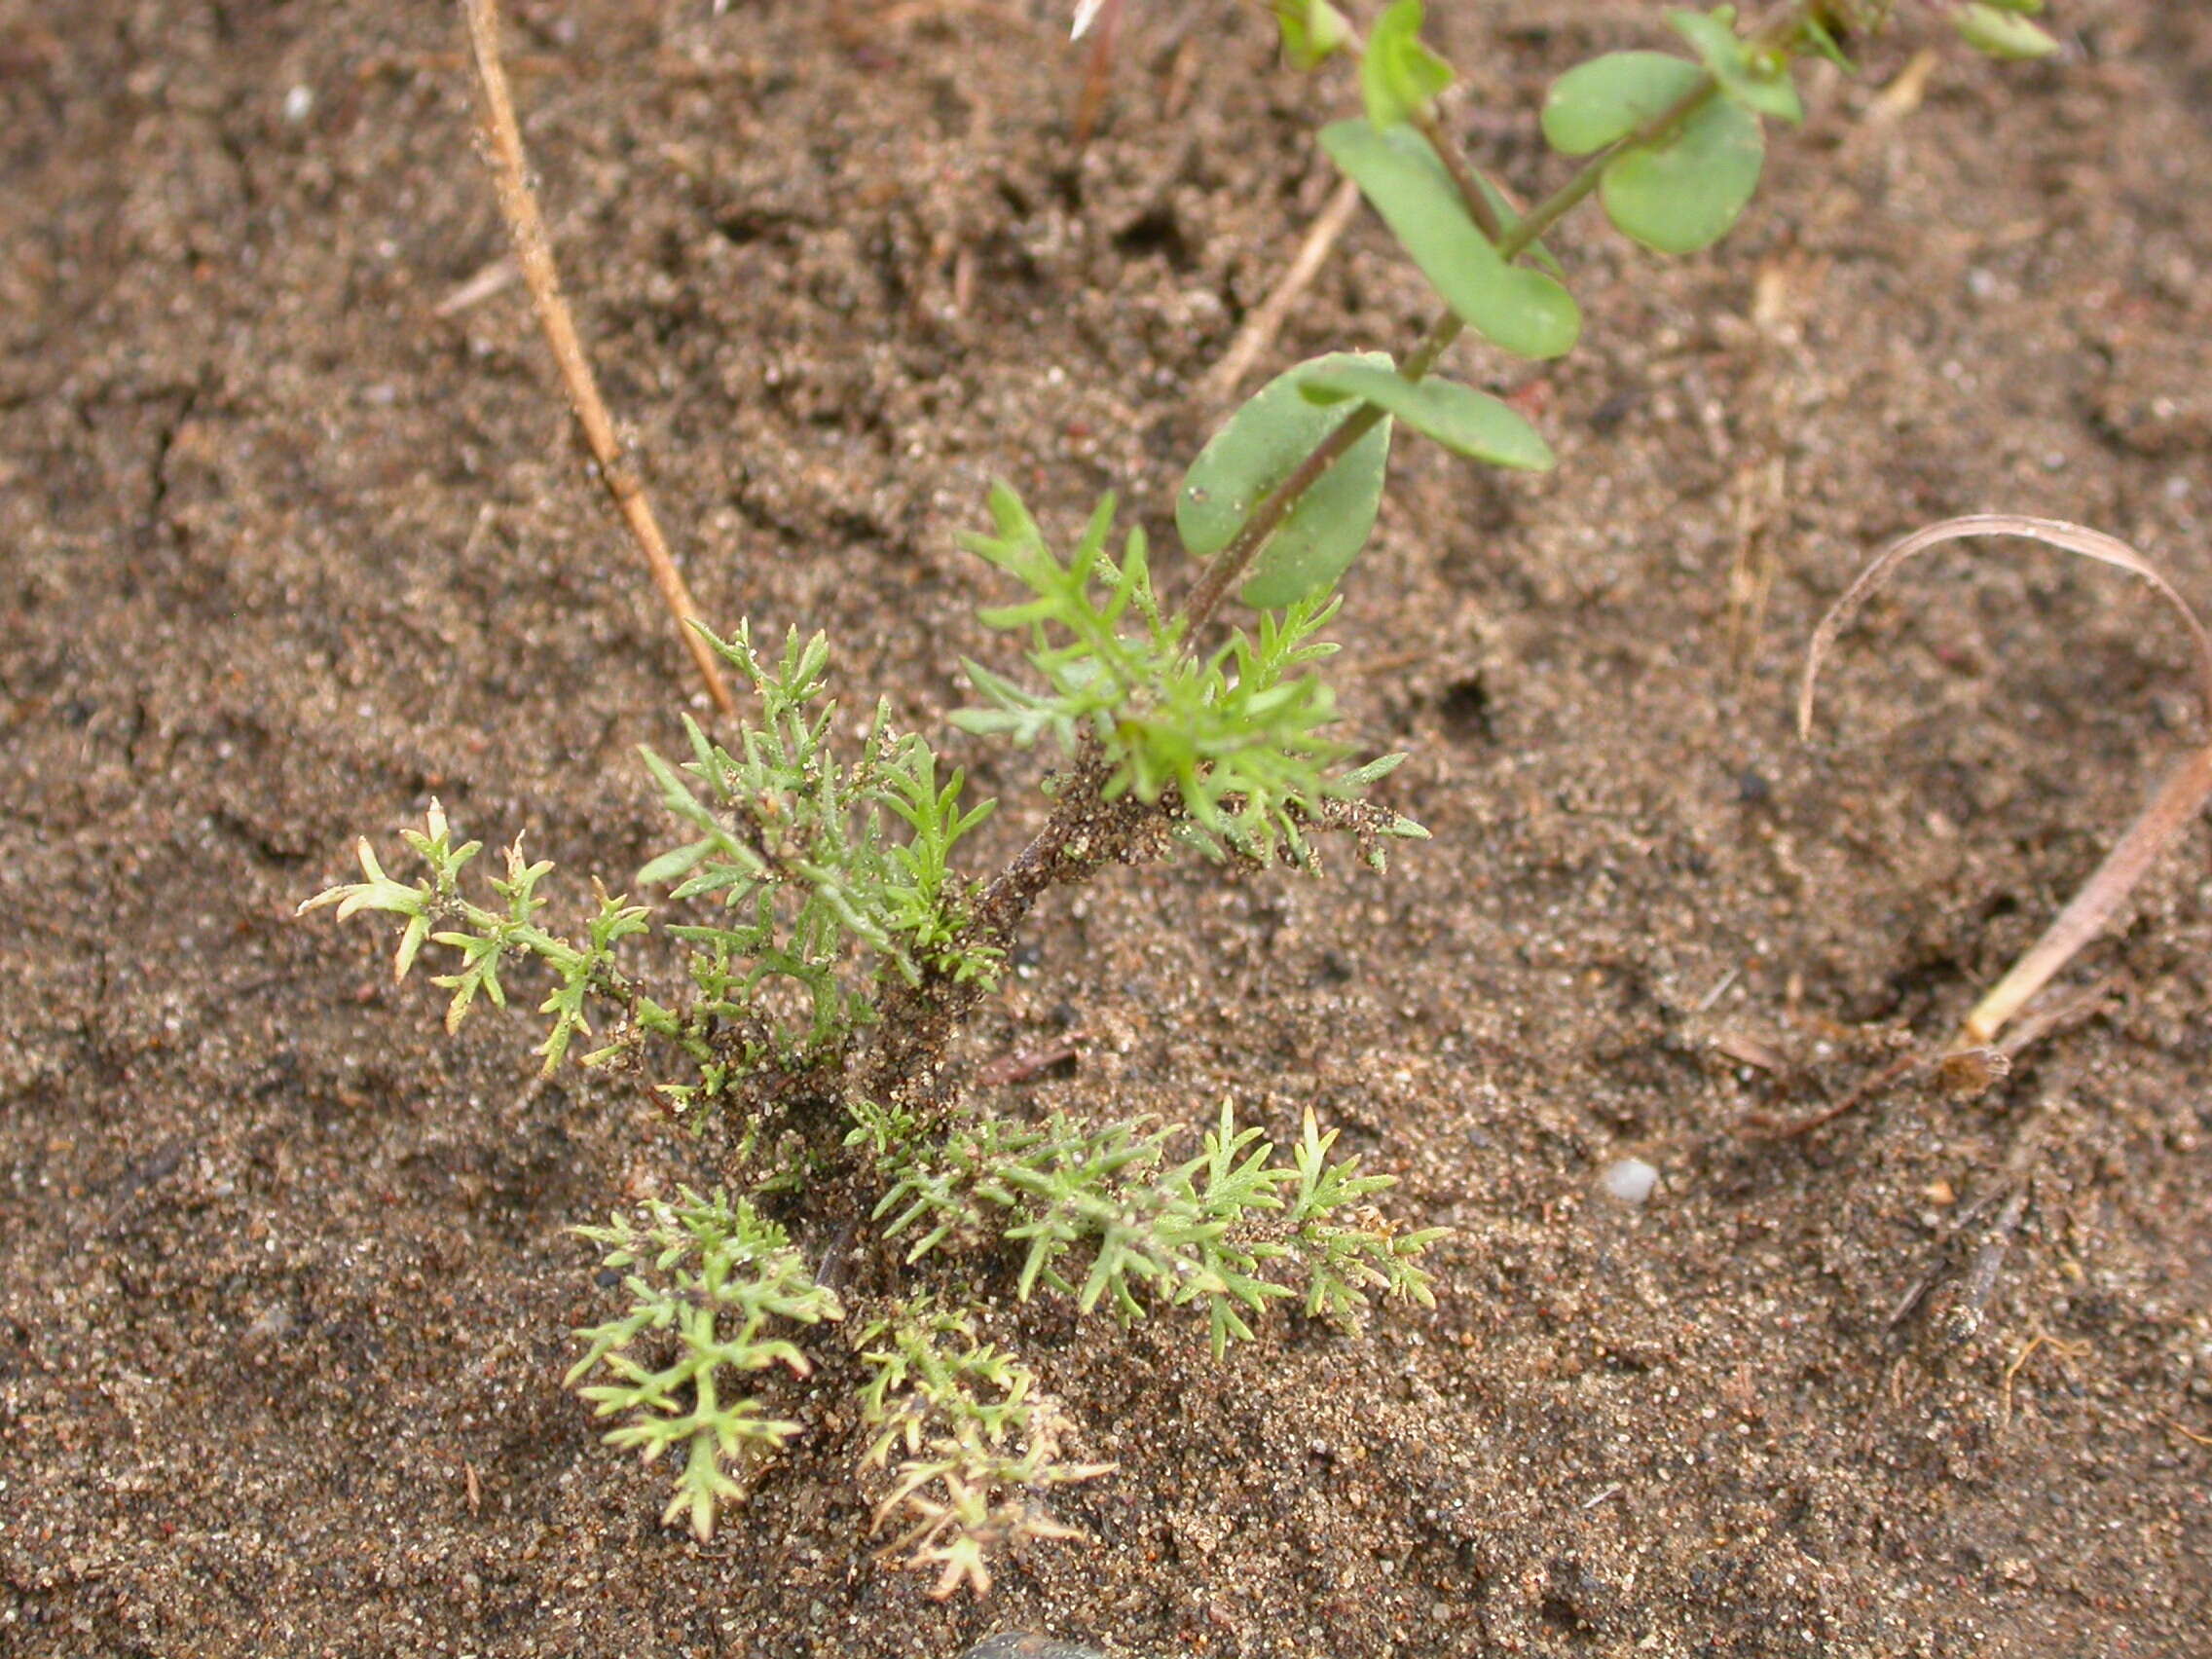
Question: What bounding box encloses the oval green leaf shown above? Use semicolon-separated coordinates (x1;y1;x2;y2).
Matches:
1300;364;1554;471
1601;93;1764;254
1178;352;1394;610
1542;51;1707;155
1319;120;1581;361
1540;52;1764;254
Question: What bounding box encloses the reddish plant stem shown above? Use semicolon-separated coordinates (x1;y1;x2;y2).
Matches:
854;753;1158;1109
461;0;736;718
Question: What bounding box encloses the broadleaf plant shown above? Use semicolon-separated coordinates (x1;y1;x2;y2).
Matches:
1541;50;1769;253
1299;362;1555;472
304;0;2058;1596
1319;119;1583;359
1669;7;1805;125
1176;351;1396;608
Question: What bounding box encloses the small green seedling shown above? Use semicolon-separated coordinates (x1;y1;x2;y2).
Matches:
306;0;2057;1593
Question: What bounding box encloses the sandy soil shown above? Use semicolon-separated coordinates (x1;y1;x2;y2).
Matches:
3;2;2208;1655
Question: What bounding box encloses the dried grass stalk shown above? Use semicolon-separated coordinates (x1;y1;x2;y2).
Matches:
461;0;736;718
1198;177;1364;410
1801;514;2212;1053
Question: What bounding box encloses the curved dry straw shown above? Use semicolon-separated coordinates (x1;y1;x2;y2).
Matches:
1800;513;2212;1054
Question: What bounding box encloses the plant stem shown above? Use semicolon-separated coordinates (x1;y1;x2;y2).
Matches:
856;749;1156;1110
1409;107;1510;243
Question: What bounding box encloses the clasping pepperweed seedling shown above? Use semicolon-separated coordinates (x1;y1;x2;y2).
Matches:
305;0;2060;1594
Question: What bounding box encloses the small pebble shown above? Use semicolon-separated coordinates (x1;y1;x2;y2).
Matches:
1601;1158;1659;1206
960;1638;1110;1659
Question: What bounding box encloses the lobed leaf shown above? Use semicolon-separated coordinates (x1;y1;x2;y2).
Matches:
875;1103;1438;1359
568;1191;841;1541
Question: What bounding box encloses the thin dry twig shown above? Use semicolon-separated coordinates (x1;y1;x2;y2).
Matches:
1952;1186;2031;1337
433;254;521;317
1196;177;1363;410
460;0;736;718
976;1035;1085;1087
1801;514;2212;1054
1967;746;2212;1047
1993;975;2115;1059
1740;1047;1921;1140
1855;47;1938;137
1880;1084;2060;1337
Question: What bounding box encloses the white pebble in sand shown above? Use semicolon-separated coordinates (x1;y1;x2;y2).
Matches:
1602;1158;1659;1206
